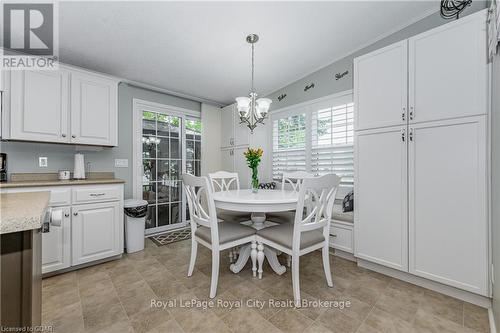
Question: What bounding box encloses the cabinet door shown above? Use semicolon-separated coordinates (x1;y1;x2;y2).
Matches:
221;149;234;172
408;116;487;295
234;146;250;189
354;40;407;131
10;70;69;142
354;126;408;271
409;12;487;123
72;201;122;265
233;105;250;146
42;207;71;274
71;72;118;146
220;105;234;148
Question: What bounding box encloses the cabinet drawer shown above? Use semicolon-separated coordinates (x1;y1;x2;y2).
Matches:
72;186;121;204
329;224;354;253
48;188;72;206
0;187;71;206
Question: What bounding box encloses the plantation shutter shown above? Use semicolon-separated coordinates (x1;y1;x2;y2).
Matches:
311;102;354;186
272;113;307;181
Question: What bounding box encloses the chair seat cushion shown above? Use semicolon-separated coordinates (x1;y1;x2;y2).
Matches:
333;204;354;223
266;211;295;224
195;222;255;245
217;209;252;223
257;223;324;250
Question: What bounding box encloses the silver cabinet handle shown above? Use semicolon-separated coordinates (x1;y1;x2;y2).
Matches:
72;135;76;138
62;133;66;138
402;107;406;121
409;106;414;120
90;193;105;197
331;234;337;238
409;128;414;141
401;129;406;142
73;212;78;216
64;213;70;217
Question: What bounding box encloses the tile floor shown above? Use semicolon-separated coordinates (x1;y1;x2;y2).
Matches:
41;239;491;333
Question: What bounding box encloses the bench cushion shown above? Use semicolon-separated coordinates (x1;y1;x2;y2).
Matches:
257;223;324;250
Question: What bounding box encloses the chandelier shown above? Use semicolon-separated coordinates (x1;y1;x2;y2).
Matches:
235;34;272;133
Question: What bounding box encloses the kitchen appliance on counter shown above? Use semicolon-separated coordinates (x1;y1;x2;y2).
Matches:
0;154;7;182
58;170;71;180
73;154;86;180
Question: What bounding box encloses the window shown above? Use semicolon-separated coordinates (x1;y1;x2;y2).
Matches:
134;99;202;235
272;113;307;180
271;92;354;187
311;102;354;186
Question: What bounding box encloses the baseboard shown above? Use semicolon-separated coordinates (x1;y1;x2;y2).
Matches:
358;259;492;308
489;308;498;333
330;248;356;262
42;254;123;278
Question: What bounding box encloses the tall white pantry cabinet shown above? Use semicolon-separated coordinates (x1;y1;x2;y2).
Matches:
354;10;489;296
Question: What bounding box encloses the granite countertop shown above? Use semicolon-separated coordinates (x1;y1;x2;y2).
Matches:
0;178;125;188
0;192;50;234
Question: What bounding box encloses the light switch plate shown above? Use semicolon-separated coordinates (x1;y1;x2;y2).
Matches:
39;157;48;167
114;159;128;168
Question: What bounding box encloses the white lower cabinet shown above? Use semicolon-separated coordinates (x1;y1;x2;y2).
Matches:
329;222;354;253
0;184;124;274
408;116;488;295
354;126;408;271
71;201;122;266
42;206;71;274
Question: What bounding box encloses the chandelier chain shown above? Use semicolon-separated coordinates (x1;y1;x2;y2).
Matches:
251;41;255;93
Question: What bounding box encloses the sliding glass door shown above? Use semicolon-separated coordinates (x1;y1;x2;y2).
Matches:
139;106;201;235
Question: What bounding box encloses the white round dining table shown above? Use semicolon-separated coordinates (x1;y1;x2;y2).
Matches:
212;189;299;276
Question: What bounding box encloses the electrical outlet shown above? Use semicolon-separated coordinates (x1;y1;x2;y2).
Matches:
114;159;128;168
38;157;48;167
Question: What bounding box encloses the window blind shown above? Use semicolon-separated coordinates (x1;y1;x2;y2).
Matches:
311;103;354;186
272;113;307;180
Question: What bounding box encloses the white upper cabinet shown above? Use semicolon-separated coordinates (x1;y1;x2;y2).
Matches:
3;65;119;146
220;103;250;148
9;70;70;143
408;12;487;123
354;40;408;131
70;71;118;146
408;116;488;295
233;105;249;147
354;126;408;271
220;104;234;148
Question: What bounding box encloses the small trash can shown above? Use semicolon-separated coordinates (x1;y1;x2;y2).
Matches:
124;199;148;253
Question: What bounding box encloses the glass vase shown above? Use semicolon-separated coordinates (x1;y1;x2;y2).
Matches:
251;167;259;193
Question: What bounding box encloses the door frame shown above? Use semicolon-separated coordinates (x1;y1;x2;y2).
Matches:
132;98;200;235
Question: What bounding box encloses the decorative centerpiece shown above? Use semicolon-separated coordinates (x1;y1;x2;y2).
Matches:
244;148;263;193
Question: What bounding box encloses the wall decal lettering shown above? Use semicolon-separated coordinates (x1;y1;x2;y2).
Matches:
304;83;315;92
335;70;349;80
277;94;287;101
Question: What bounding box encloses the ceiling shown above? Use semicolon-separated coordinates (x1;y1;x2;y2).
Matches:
57;1;439;105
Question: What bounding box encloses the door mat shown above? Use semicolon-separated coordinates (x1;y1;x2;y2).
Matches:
149;228;191;246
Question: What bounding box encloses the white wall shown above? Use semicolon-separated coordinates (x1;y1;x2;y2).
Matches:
201;103;221;176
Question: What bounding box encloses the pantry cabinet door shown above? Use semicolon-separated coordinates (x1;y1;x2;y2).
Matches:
408;12;487;123
408;116;488;295
71;72;118;146
72;201;122;265
220;105;234;148
354;40;407;131
10;70;70;142
354;125;408;271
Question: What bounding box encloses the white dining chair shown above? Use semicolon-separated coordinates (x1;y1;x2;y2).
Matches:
208;171;252;262
267;171;315;267
256;174;341;306
183;173;256;298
